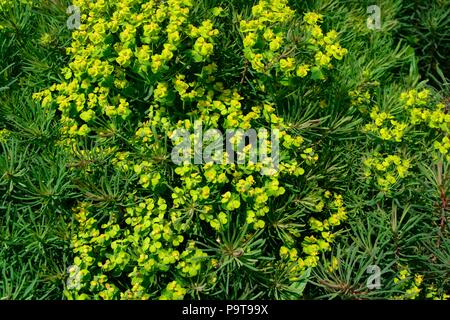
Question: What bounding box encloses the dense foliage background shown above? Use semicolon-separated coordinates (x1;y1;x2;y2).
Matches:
0;0;448;300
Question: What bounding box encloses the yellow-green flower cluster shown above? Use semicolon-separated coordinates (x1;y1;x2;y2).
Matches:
164;93;308;232
392;268;423;300
390;267;449;300
0;0;32;11
363;106;408;142
399;89;450;160
240;1;347;83
349;89;372;108
34;0;348;300
348;81;380;113
425;285;450;300
363;153;411;191
125;70;311;235
32;0;219;144
159;281;187;300
434;136;450;160
400;89;431;108
354;85;448;194
67;198;209;300
0;129;10;142
279;191;347;277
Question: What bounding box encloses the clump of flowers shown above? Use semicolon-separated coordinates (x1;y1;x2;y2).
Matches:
363;153;411;191
240;0;347;84
33;0;349;300
279;190;347;277
400;89;450;161
425;285;450;300
0;129;10;142
354;83;449;193
363;107;408;142
392;268;423;300
390;267;448;300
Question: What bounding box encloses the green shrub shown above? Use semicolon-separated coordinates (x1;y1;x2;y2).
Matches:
32;0;353;299
1;0;448;300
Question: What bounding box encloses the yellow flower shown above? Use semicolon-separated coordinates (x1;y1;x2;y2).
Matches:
279;57;296;72
296;64;310;78
80;109;95;122
168;31;180;44
136;45;151;63
154;82;169;102
269;36;283;51
304;12;323;25
116;48;133;67
78;124;91;136
151;54;163;73
315;51;331;66
243;33;258;48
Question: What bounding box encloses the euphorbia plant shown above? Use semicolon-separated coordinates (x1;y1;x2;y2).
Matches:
34;0;348;300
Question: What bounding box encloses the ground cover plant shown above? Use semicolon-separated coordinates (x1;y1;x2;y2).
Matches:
0;0;448;300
